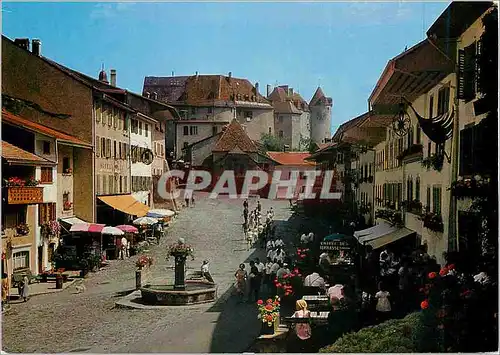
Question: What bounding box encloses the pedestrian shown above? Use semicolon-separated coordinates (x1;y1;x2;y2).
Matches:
185;196;190;208
18;275;29;302
201;260;214;283
289;198;293;207
155;223;163;245
257;200;261;214
248;261;260;302
243;207;248;226
191;194;195;207
126;238;130;258
266;238;274;251
288;300;312;352
375;281;391;323
243;199;249;210
120;236;128;259
270;259;280;294
276;262;290;278
234;263;248;302
264;257;273;292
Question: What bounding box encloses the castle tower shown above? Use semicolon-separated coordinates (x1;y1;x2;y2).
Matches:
309;87;333;144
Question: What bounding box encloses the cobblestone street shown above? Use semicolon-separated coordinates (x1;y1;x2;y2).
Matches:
2;196;298;353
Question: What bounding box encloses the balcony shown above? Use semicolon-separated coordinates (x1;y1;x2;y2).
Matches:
5;186;44;204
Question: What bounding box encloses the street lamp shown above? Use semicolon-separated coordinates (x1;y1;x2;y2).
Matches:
391;98;411;137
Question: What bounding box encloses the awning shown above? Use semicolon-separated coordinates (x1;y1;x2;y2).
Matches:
98;195;149;217
366;227;415;250
59;216;88;226
354;221;395;241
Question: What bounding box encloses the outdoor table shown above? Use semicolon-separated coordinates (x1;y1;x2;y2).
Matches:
285;311;330;325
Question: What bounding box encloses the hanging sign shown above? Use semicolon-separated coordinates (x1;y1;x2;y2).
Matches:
320;240;351;251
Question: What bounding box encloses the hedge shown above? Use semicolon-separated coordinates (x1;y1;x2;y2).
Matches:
319;312;423;353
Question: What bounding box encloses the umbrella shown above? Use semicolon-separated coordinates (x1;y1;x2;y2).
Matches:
323;233;350;241
101;226;124;236
70;223;105;233
133;217;159;226
115;225;139;233
147;209;175;218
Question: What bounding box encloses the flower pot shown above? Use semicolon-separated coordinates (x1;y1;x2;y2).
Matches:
261;322;275;335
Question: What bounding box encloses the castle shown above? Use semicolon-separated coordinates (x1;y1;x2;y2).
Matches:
142;73;332;158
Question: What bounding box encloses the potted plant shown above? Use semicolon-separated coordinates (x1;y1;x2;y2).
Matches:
16;223;30;236
63;201;73;210
257;296;281;335
136;255;154;270
4;177;25;187
25;177;40;186
64;167;73;174
165;241;195;261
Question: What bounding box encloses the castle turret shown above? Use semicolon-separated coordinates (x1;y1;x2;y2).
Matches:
309;87;333;144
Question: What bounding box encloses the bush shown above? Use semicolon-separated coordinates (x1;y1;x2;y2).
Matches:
320;312;422;353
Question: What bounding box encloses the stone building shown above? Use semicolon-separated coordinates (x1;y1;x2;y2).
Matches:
309;87;333;145
267;85;310;151
143;73;274;159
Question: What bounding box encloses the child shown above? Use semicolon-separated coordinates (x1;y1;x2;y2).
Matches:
375;281;391;323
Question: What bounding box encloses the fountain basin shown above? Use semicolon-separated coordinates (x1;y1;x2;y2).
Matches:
140;280;217;306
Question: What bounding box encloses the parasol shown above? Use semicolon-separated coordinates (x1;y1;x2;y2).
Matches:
70;223;105;233
115;225;139;233
101;226;125;236
133;217;159;226
147;209;175;218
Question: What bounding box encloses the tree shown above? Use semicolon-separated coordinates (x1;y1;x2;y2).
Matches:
260;133;284;152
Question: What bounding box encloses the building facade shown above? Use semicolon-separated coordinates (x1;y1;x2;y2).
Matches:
309;87;333;145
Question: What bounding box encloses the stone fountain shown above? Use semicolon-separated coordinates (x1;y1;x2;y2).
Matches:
140;238;217;306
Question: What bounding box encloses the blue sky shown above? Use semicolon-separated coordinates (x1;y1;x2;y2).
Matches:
2;1;449;133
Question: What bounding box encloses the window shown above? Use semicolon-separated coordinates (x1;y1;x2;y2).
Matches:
103;175;107;194
415;177;421;202
407;126;413;147
279;130;284;138
131;119;138;133
426;186;431;212
63;192;70;210
42;141;51;155
107;139;112;158
145;124;149;137
40;167;53;183
459;124;486;176
416;125;421;144
208;107;213;114
123;114;129;131
139;121;143;135
427;141;432;158
124;176;128;192
429;95;434;118
154;142;157;155
109;175;114;194
183;126;189;136
95;102;101;122
407;177;413;201
190;126;198;135
432;186;442;214
97;175;101;194
268;127;272;134
119;142;122;159
244;111;253;119
212;126;218;136
113;110;118;129
13;251;29;270
114;140;117;159
96;135;101;157
101;137;106;157
119;176;123;193
108;108;113;127
437;86;450;115
191;107;197;115
279;116;284;123
39;203;56;224
462;42;478;102
102;105;107;125
62;157;70;173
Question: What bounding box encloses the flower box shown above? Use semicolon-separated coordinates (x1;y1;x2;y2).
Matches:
16;223;30;236
449;176;490;199
420;212;444;233
6;186;44;204
422;154;444;172
257;296;281;334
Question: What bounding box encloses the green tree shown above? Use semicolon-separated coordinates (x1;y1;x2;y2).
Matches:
260;133;284;151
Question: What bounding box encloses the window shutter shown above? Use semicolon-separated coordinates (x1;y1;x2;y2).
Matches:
463;43;476;102
475;40;482;94
426;186;431;212
96;136;100;157
457;49;465;100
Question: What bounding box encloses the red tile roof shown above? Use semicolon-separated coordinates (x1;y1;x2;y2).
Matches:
2;109;92;148
268;86;309;112
2;141;55;165
213;119;257;153
144;75;272;107
273;101;302;114
310;87;333;106
267;152;315;166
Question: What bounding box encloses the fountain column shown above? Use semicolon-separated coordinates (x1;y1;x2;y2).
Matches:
173;253;187;290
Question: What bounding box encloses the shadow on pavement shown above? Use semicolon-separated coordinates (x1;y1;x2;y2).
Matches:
207;209;332;353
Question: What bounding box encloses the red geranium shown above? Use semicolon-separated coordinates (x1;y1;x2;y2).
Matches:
447;264;455;270
257;299;263;305
428;272;437;279
439;268;448;276
421;300;430;310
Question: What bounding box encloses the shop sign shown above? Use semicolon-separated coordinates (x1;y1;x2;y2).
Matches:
320;240;351;251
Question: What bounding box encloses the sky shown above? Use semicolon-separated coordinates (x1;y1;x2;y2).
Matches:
2;1;450;134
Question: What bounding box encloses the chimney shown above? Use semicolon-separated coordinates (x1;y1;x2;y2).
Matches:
289;88;294;96
171;71;174;76
153;92;158;100
266;84;272;97
31;39;41;56
110;69;117;87
228;72;232;79
255;82;259;95
14;38;30;51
